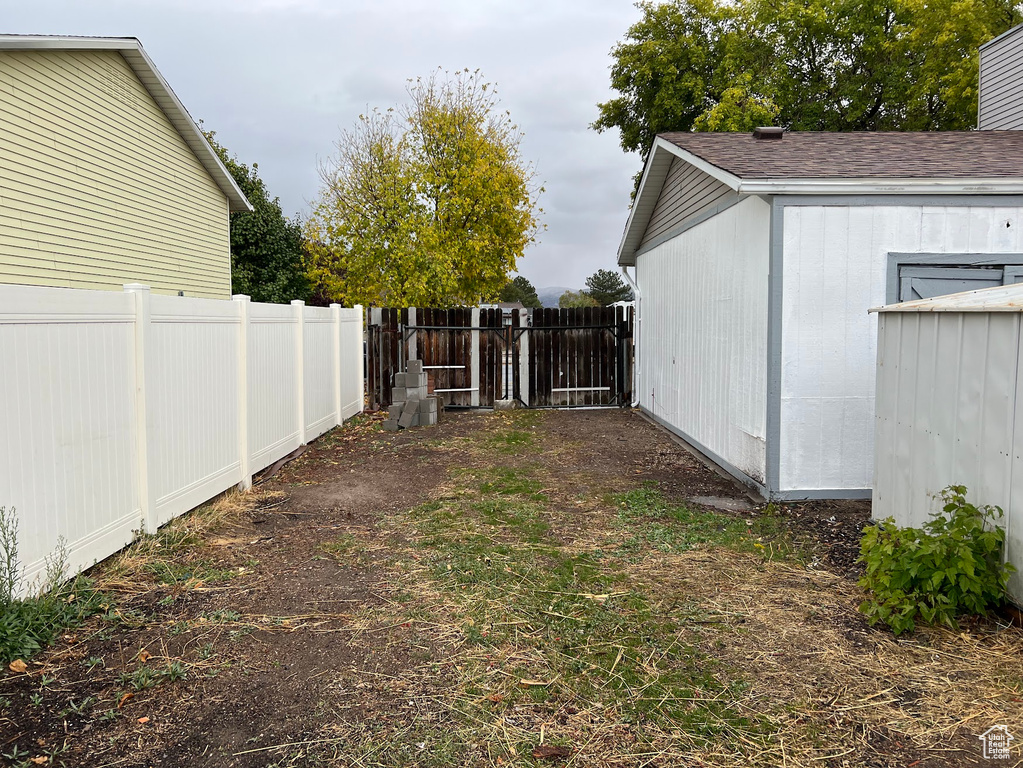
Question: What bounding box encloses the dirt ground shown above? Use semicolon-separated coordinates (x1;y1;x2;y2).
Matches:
1;408;1021;767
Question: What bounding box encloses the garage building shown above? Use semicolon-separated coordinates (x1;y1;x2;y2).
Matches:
618;129;1023;499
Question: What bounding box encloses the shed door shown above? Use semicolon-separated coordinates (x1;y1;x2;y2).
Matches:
898;266;1004;301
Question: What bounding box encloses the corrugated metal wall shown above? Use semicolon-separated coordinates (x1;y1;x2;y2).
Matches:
637;196;770;483
979;24;1023;130
780;204;1023;493
874;310;1022;602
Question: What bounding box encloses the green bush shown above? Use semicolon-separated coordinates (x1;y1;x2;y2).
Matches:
0;506;107;663
858;486;1015;635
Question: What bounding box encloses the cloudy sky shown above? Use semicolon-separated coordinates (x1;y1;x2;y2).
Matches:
4;0;645;291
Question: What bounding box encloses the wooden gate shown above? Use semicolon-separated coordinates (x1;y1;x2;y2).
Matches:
366;306;632;409
522;307;633;407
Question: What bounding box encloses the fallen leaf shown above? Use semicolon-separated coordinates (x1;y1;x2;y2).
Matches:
137;716;150;724
532;745;572;760
118;692;134;709
30;757;48;765
485;693;504;703
8;659;28;673
138;649;151;663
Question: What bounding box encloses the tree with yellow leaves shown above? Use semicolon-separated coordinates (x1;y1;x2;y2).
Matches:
306;70;543;307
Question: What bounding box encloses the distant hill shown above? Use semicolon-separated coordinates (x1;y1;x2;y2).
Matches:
536;286;572;308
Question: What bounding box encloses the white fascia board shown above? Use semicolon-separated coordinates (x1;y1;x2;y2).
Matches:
654;137;743;191
738;178;1023;195
0;35;252;213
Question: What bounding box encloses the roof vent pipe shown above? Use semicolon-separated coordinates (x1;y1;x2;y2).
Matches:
752;126;784;140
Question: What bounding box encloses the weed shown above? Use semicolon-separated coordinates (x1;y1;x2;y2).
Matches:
82;656;104;671
29;693;43;707
0;511;108;663
859;485;1016;635
59;696;95;717
117;660;188;691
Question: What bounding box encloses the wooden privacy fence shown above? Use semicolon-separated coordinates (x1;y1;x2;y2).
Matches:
367;306;633;409
0;283;364;595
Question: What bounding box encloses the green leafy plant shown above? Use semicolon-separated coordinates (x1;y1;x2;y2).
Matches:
858;485;1016;635
0;509;108;663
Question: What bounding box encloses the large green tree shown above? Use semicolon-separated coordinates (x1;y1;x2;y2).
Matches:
585;269;634;306
306;70;543;307
559;290;599;308
594;0;1023;158
204;132;309;303
499;275;542;308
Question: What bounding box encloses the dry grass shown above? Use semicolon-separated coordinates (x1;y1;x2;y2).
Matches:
280;411;1023;768
94;488;286;597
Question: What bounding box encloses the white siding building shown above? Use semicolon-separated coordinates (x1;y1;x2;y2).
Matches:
619;130;1023;500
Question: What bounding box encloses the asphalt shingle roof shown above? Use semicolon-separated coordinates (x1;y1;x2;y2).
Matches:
661;131;1023;179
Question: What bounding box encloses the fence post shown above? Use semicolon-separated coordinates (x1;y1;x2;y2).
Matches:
330;303;342;427
292;300;306;445
355;304;365;414
234;295;252;491
407;307;417;362
519;310;530;406
470;307;481;407
124;283;158;534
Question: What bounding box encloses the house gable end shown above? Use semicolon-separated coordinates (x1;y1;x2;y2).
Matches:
0;48;233;297
639;157;738;249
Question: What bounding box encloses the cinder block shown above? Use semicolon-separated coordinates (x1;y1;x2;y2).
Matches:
404;372;427;388
411;412;421;427
404;388;421;403
406;359;424;374
398;408;416;428
420;397;438;414
391;387;406;403
394;372;406;388
421;410;438;426
383;420;400;431
388;404;403;419
414;384;428;399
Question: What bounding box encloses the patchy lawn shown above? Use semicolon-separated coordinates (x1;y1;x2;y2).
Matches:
2;409;1021;767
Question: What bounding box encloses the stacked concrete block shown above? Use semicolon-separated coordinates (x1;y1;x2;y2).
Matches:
383;359;442;431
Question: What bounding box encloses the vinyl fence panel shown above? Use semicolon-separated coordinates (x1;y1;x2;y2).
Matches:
148;293;242;528
248;301;302;471
0;283;363;596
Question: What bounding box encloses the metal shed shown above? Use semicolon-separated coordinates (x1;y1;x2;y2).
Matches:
871;283;1023;602
618;130;1023;500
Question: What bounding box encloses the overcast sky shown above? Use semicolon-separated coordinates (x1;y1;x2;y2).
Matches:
4;0;644;291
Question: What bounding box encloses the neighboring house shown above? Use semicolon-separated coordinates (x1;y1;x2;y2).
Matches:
618;129;1023;500
0;35;251;299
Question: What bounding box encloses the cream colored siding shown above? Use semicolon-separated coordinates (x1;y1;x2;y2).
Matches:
639;158;737;248
0;49;231;298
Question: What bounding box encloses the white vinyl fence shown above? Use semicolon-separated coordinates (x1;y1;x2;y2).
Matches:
0;283;364;593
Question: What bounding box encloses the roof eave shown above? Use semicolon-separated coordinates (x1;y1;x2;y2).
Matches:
617;137;742;266
739;177;1023;195
0;35;253;213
